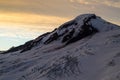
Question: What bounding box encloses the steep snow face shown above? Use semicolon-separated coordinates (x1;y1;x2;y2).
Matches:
0;27;120;80
4;14;119;53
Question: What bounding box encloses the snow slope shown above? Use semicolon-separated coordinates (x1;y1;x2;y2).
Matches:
0;14;120;80
3;14;119;53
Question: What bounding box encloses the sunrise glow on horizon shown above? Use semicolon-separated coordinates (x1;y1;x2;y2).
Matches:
0;0;120;50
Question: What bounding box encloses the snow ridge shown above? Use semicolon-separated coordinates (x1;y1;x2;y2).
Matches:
3;14;120;53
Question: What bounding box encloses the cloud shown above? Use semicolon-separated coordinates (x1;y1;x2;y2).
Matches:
0;0;120;20
70;0;120;8
0;25;38;39
0;0;77;18
104;0;120;8
0;12;69;26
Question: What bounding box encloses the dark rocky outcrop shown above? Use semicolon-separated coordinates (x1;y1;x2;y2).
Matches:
44;32;59;44
66;24;98;45
62;28;75;43
62;14;98;45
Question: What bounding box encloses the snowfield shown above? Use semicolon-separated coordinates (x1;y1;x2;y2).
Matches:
0;14;120;80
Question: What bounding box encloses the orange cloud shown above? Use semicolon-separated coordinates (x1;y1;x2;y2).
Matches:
0;11;69;26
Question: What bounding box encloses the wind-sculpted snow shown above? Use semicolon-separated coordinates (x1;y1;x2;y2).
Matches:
0;14;120;80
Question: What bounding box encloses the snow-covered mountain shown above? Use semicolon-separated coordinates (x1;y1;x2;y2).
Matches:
0;14;120;80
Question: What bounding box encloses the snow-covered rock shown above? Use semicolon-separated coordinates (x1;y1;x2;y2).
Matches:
0;14;120;80
4;14;119;53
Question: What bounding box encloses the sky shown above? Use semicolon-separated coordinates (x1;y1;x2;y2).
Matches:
0;0;120;50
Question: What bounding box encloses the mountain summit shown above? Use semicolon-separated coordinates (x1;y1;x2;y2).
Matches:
0;14;120;80
4;14;119;53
